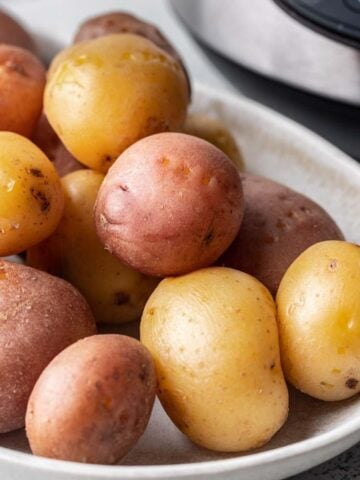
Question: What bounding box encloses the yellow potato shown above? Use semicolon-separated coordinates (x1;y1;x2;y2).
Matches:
141;267;288;452
0;132;64;256
27;170;158;324
277;240;360;401
45;34;189;172
182;114;245;171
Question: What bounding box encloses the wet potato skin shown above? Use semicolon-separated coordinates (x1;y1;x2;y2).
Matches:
45;34;189;172
0;132;64;257
28;170;159;324
220;174;344;296
0;44;45;137
73;11;191;97
26;334;156;464
140;267;289;452
95;133;244;277
277;241;360;401
0;260;96;433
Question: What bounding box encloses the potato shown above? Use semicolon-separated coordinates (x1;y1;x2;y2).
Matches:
45;34;189;172
28;170;158;324
220;174;344;296
0;132;64;257
95;133;244;277
32;114;84;176
141;267;288;452
0;44;45;137
182;114;244;171
0;9;37;54
73;11;191;97
0;260;96;433
277;240;360;401
26;334;156;464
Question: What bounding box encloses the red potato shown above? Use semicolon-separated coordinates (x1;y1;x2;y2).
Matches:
32;114;84;176
95;133;244;277
0;260;96;433
0;44;45;137
220;174;344;295
0;9;37;54
26;335;156;464
73;11;191;97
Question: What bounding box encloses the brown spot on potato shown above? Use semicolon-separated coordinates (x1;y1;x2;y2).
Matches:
114;291;130;306
30;188;50;212
102;154;114;166
119;184;129;192
345;378;358;389
27;168;44;178
328;259;337;272
160;157;170;166
203;230;214;246
270;362;275;370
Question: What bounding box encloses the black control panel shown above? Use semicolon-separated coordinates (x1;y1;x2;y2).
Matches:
274;0;360;48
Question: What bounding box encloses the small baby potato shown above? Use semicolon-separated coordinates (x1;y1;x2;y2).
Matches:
182;114;244;171
0;260;96;433
277;241;360;401
45;34;189;172
26;334;156;464
32;114;84;176
141;267;288;452
73;11;191;97
0;132;64;257
220;174;344;296
0;44;45;137
28;170;158;324
95;133;244;277
0;9;37;54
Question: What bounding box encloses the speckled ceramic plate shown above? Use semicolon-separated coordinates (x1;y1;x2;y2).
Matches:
1;2;360;480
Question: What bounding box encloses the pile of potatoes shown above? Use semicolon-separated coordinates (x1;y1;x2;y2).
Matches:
0;7;359;467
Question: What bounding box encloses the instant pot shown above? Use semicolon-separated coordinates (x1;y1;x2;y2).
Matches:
172;0;360;105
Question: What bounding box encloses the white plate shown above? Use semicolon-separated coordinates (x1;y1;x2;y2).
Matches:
1;2;360;479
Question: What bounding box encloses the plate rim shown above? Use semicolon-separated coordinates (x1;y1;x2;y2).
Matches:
1;82;360;478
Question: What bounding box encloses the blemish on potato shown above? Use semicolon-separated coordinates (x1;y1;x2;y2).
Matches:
30;188;50;212
114;291;130;305
202;230;214;246
160;156;170;166
0;265;7;279
27;168;44;178
328;259;337;272
119;184;129;192
345;378;358;389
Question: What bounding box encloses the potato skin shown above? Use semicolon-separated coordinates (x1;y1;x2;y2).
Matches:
73;11;191;97
26;334;156;464
141;267;288;452
277;241;360;401
182;114;244;171
0;9;37;54
32;114;84;177
220;174;344;296
95;133;244;277
0;260;96;433
45;34;189;172
0;44;45;137
28;170;158;324
0;132;64;256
